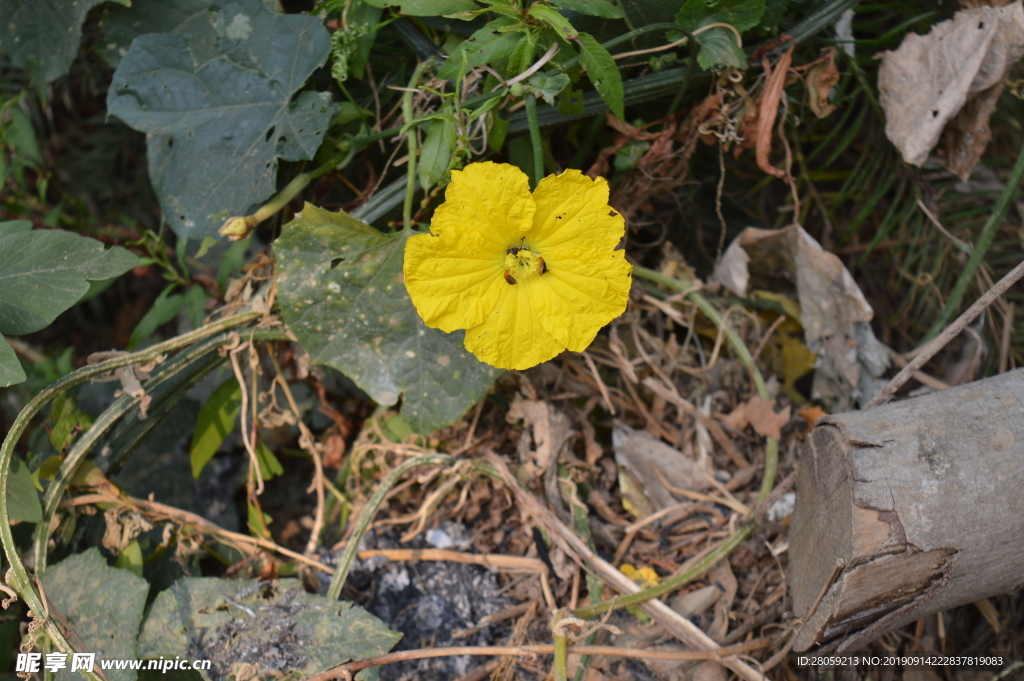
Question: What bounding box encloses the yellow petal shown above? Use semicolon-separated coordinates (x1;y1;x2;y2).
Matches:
525;170;632;351
404;229;506;333
529;169;624;254
463;280;565;370
430;162;535;246
532;249;632;351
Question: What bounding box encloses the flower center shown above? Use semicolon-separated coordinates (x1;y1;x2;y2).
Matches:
503;246;546;284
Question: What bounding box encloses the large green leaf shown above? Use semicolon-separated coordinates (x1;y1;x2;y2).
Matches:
106;0;332;240
137;577;400;680
0;220;138;387
577;32;624;120
437;21;521;80
0;0;129;85
98;0;217;68
676;0;766;71
274;204;498;433
42;548;149;681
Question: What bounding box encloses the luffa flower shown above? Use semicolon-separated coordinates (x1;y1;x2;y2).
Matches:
403;161;632;370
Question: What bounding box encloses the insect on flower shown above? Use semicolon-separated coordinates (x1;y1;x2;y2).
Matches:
403;162;632;370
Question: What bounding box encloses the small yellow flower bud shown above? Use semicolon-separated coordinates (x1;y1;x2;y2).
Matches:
219;215;257;241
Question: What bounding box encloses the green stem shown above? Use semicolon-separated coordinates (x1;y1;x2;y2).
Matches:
633;266;777;505
402;59;434;229
574;521;756;619
560;23;686;70
525;94;544;189
568;266;782;620
924;139;1024;341
219;145;358;240
0;311;261;674
326;453;451;600
553;619;569;681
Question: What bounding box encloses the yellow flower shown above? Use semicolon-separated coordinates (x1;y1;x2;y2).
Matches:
620;564;660;587
403;162;632;370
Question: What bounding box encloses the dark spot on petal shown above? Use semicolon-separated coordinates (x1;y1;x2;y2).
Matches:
609;210;619;217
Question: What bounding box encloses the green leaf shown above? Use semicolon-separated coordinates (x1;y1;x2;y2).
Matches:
525;71;571;107
8;455;42;523
676;0;765;71
138;577;400;679
190;377;242;478
362;0;479;15
8;109;43;164
217;237;250;293
694;28;747;70
98;0;217;68
254;441;284;480
437;23;522;80
183;284;207;329
555;0;624;19
505;32;535;79
247;499;272;538
273;204;499;434
107;0;332;240
128;285;185;350
42;548;149;681
577;32;624;120
50;407;94;452
0;338;25;389
116;540;145;577
761;0;788;31
0;223;139;336
0;228;138;336
557;86;584;115
488;112;510;152
676;0;765;33
0;0;130;85
527;4;580;41
194;235;219;260
418;118;456;192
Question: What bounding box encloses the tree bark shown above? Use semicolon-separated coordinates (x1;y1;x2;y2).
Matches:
790;368;1024;652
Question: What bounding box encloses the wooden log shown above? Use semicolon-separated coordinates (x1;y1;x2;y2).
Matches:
789;368;1024;652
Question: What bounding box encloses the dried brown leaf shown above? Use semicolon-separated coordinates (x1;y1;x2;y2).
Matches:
806;48;840;118
744;396;790;441
721;403;750;431
755;45;795;180
612;424;710;512
714;224;890;411
878;1;1024;179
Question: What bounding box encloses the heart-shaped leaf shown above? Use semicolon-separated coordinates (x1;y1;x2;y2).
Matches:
274;204;498;433
42;548;149;681
138;577;400;680
107;0;332;240
0;221;139;387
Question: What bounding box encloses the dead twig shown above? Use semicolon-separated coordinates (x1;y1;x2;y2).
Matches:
484;453;766;681
307;639;771;681
864;258;1024;409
